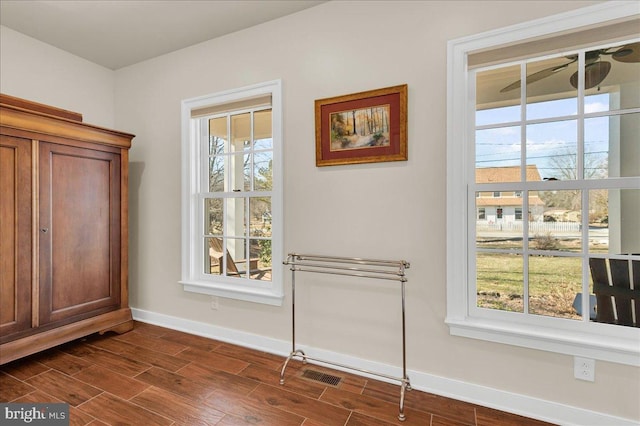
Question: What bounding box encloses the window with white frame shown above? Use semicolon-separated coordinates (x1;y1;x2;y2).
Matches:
447;4;640;365
180;80;283;305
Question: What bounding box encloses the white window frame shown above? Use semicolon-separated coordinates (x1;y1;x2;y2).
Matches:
180;80;284;306
446;3;640;366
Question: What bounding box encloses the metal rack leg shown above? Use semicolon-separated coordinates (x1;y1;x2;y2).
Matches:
279;349;306;385
398;377;411;421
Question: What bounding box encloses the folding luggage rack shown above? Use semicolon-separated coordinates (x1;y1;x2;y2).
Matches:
280;253;411;421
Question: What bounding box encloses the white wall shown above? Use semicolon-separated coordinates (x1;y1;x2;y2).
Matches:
2;1;638;423
0;26;115;128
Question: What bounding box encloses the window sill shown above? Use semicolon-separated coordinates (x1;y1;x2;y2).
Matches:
180;279;284;306
445;315;640;366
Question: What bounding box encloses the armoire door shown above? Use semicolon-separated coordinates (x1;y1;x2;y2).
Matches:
38;142;121;326
0;135;32;341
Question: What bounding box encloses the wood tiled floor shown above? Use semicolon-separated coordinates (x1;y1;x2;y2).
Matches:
1;322;554;425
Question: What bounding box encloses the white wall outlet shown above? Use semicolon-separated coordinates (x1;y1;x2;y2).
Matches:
574;356;595;382
211;296;219;310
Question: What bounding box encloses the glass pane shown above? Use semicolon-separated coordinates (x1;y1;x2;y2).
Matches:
231;113;251;152
525;56;578;120
204;198;223;235
531;189;581;253
475;127;521;182
584;115;610;179
475;192;523;250
224;197;246;237
225;238;248;278
584;93;610;114
594;42;640;110
587;113;639;179
585;43;640;110
588;189;609;254
250;197;272;237
243;153;251;192
205;237;222;276
526;120;577;181
254;109;273;149
209;117;228;154
476;252;523;312
589;257;639;327
250;239;272;282
254;151;273;191
528;255;581;320
591;189;640;255
209;156;225;192
475;65;521;126
228;153;245;192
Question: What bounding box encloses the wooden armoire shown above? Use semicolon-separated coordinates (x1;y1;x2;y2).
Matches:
0;94;134;364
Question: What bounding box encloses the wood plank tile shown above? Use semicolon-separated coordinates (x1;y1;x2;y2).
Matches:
177;363;259;397
84;333;133;354
345;411;399;426
11;390;97;426
205;388;305;426
159;328;223;351
0;371;36;401
320;386;431;425
74;365;150;400
240;363;326;399
120;343;191;372
432;414;474;426
77;392;172;426
248;383;350;426
364;379;476;425
214;343;284;370
131;321;171;337
37;350;93;376
61;344;151;377
176;347;250;374
476;406;555;426
0;358;50;380
114;330;188;355
130;385;226;425
135;366;213;400
25;370;101;406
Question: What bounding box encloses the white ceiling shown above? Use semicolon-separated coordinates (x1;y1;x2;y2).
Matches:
0;0;326;70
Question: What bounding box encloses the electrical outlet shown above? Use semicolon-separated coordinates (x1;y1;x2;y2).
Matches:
211;296;219;310
574;356;595;382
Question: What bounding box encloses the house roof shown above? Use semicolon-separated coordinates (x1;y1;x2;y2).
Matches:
476;165;542;183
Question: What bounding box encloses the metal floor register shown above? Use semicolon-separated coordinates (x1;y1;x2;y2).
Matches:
280;253;411;421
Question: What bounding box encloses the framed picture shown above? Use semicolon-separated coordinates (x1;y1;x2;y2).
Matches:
315;84;407;167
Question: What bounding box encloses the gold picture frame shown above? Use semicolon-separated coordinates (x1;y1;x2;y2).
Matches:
315;84;407;167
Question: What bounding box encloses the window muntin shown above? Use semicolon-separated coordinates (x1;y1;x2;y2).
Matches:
473;41;640;326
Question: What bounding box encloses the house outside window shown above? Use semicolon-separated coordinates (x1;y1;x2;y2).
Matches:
447;3;640;365
180;80;283;305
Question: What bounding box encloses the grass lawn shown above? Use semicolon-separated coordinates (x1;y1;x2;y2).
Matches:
476;252;582;319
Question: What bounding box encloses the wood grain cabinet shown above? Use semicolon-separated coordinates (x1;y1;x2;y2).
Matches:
0;94;134;364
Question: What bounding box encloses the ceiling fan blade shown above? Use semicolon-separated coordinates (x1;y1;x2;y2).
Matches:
569;61;612;89
611;42;640;63
499;62;571;93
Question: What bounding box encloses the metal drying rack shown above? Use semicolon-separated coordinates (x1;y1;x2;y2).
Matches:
280;253;411;421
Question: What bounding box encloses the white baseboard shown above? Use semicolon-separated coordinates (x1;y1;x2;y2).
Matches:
130;308;638;426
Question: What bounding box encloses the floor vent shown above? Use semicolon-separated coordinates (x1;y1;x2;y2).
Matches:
301;369;342;386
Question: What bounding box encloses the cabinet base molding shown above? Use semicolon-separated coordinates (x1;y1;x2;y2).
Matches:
0;309;133;365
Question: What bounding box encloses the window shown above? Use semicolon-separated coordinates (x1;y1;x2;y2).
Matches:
180;80;283;305
447;4;640;365
478;208;486;220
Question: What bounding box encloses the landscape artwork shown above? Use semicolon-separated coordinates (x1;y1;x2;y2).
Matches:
329;105;391;151
315;84;407;166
